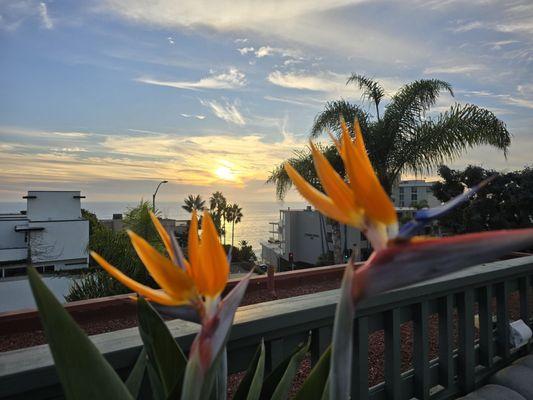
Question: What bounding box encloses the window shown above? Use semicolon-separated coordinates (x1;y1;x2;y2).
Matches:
411;194;418;202
411;187;417;194
4;267;27;277
399;187;404;193
360;232;367;241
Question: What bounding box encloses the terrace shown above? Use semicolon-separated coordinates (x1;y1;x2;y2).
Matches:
1;254;533;399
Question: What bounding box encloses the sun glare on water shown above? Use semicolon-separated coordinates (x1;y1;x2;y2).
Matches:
215;166;235;181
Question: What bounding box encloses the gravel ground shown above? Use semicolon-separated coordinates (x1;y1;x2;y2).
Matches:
0;279;528;397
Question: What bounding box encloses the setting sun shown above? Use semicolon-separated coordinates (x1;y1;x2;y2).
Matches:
215;166;235;181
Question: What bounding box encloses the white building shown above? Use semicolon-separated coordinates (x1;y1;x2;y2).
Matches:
390;179;440;208
262;180;441;269
0;191;89;278
261;206;372;269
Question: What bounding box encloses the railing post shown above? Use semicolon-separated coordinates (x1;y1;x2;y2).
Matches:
519;276;530;328
438;295;454;390
384;309;401;399
266;338;284;374
457;288;475;394
352;316;369;400
478;285;494;368
311;326;332;366
496;281;510;360
413;301;430;399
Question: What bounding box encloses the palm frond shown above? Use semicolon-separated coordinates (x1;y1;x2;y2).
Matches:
384;79;453;137
311;100;369;138
393;103;511;176
346;74;385;118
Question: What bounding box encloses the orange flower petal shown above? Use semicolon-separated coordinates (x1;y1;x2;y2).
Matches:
90;251;183;306
284;162;361;226
310;141;359;213
149;211;178;266
187;210;210;293
341;122;397;225
199;212;229;297
127;230;196;302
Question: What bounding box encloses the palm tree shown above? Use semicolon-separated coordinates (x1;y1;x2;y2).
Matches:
268;74;511;263
181;194;205;213
226;203;243;248
209;191;227;240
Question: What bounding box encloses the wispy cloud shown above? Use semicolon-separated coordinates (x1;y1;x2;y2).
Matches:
267;70;343;92
450;20;483;33
136;68;246;91
424;64;485;74
200;99;246;125
180;113;206;120
39;2;53;29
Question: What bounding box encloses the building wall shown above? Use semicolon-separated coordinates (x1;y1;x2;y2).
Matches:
29;220;89;267
279;209;370;265
391;180;440;208
26;191;82;221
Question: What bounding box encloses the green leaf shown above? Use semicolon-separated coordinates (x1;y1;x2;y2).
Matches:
293;346;331;400
330;262;355;400
261;336;311;400
137;297;187;398
233;340;266;400
147;362;166;400
27;267;133;400
125;348;147;399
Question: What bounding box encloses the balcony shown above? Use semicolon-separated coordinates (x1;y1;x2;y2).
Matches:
1;255;533;399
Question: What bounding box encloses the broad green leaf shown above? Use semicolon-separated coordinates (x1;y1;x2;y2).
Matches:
330;262;355;400
233;340;266;400
147;362;166;400
261;336;311;400
125;348;147;398
182;273;252;400
27;267;133;400
293;346;331;400
137;297;187;398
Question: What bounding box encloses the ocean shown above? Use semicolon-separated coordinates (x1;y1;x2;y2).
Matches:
0;200;308;256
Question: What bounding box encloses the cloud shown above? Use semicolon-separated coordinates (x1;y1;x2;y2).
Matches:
423;64;485;74
267;70;343;92
237;47;254;55
254;46;301;58
136;68;246;91
38;2;53;29
180;113;206;120
200;99;246;125
167;36;175;44
450;20;483;33
99;0;423;63
0;125;305;193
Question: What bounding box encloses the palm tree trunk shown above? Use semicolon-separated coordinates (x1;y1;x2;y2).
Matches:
231;221;235;248
223;214;226;245
331;220;343;264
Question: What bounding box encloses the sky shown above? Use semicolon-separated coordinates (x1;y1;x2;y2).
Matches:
0;0;532;203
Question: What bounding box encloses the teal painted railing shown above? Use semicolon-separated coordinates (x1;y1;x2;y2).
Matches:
1;255;532;399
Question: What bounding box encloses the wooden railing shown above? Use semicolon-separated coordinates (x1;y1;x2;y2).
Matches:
1;256;532;399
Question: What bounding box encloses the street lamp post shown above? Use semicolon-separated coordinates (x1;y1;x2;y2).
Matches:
152;180;168;211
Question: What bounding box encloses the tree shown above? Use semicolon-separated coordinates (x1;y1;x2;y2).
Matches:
432;165;533;235
226;203;243;248
268;74;511;263
123;200;160;245
181;194;205;213
209;191;227;241
67;202;162;301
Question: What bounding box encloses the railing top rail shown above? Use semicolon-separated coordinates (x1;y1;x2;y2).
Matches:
1;255;532;397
